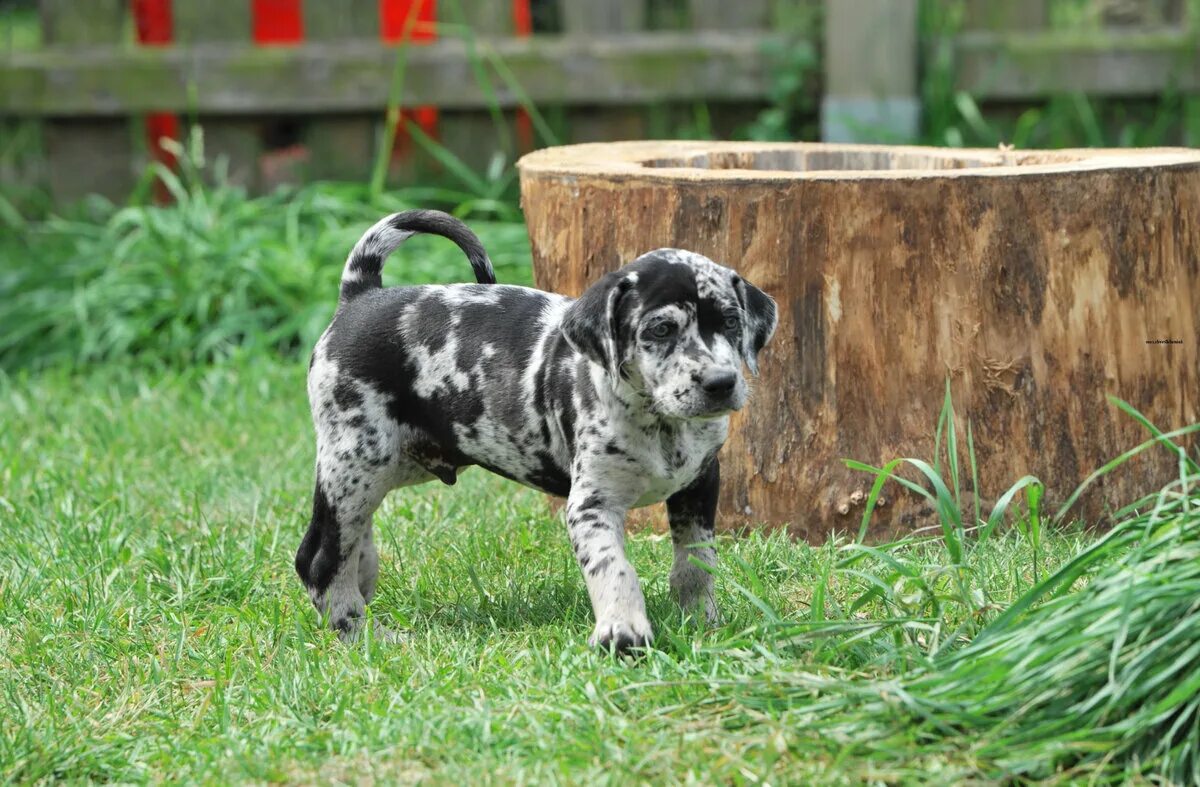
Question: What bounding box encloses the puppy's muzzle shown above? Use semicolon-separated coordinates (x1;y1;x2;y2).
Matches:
699;368;743;415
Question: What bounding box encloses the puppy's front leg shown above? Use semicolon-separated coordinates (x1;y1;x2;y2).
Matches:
666;458;719;624
566;485;652;653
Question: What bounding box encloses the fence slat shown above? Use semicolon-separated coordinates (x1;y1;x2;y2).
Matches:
953;28;1200;99
689;0;770;30
438;0;520;178
962;0;1046;30
0;33;777;115
39;0;124;46
822;0;919;142
38;0;131;203
303;1;377;183
174;0;262;190
561;0;645;34
560;0;646;147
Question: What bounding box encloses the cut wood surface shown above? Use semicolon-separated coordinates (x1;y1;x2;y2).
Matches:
518;141;1200;539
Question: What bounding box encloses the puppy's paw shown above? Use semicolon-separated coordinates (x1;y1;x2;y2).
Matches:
335;616;406;645
589;617;653;655
674;590;720;627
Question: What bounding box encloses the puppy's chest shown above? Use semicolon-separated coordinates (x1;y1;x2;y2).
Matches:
615;421;726;508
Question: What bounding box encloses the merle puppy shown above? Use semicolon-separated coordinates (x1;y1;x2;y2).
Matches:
298;210;777;651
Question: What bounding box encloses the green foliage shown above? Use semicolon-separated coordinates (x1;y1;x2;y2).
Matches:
0;130;533;372
743;2;822;141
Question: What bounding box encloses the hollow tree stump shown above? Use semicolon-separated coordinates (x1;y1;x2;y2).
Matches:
517;142;1200;539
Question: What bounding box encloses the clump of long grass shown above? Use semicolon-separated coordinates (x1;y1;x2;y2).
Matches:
706;397;1200;782
0;130;531;371
888;468;1200;782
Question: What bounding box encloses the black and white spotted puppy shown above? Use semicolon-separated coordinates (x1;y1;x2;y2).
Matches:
298;210;777;652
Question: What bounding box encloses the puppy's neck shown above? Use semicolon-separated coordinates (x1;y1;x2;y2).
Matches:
587;363;669;429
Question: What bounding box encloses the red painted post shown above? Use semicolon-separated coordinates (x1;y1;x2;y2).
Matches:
132;0;180;201
252;0;304;44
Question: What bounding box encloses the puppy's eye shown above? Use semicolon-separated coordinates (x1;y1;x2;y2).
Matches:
723;313;740;331
648;322;676;340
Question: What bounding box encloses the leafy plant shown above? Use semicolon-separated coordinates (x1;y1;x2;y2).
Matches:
0;129;533;372
743;2;821;141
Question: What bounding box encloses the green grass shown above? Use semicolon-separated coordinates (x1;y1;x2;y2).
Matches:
8;354;1195;783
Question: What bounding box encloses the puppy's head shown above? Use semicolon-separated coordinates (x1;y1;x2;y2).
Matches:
561;249;777;419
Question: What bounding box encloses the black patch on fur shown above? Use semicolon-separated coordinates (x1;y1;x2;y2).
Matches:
628;252;699;313
576;492;605;511
333;379;363;411
296;481;341;594
587;555;613;577
409;295;452;354
695;296;727;347
734;275;777;370
560;272;634;377
667;455;720;537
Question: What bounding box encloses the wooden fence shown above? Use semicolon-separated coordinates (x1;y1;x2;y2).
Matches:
1;0;1197;205
0;0;781;202
824;0;1198;141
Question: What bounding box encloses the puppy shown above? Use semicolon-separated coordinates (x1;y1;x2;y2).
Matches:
298;210;777;651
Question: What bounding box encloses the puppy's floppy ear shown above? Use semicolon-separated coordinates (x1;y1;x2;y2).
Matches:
733;275;777;376
561;271;635;378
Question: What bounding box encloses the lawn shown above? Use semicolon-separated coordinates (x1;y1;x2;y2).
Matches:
0;359;1086;783
1;178;1197;784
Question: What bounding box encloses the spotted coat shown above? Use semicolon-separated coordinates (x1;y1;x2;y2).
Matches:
297;210;778;651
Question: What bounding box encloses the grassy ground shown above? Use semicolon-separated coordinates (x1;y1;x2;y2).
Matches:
0;358;1096;784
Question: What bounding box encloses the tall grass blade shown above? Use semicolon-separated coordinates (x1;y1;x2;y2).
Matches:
967;418;982;538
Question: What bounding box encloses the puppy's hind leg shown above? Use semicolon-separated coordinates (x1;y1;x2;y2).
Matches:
358;527;380;605
295;469;398;643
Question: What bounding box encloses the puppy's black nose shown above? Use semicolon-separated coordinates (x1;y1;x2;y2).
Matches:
701;370;737;395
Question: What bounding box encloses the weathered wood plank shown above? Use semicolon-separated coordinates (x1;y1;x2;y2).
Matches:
439;0;518;176
647;0;689;30
0;33;780;115
690;0;771;30
303;0;378;39
174;0;260;190
39;0;125;45
561;0;644;33
42;118;134;203
303;0;378;183
962;0;1046;30
456;0;515;36
173;0;251;42
38;0;131;203
822;0;919;142
953;29;1200;99
561;0;648;145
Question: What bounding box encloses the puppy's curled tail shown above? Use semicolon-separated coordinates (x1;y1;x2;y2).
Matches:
339;209;496;301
